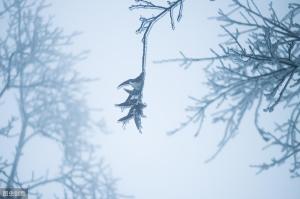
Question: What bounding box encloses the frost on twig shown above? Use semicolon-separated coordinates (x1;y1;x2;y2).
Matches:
157;0;300;177
0;0;125;197
117;0;184;132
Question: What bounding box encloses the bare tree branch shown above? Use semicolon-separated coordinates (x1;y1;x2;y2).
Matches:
117;0;184;132
0;0;126;197
156;0;300;177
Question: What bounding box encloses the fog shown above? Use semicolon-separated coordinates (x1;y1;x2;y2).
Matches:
2;0;300;198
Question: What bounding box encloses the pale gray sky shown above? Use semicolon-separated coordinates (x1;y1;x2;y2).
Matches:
14;0;300;198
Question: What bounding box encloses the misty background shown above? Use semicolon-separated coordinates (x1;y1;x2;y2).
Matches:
2;0;300;198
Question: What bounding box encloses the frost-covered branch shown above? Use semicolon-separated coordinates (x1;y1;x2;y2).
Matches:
0;0;125;197
157;0;300;176
117;0;184;132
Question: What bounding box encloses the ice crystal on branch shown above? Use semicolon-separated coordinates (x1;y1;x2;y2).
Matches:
157;0;300;177
117;0;183;132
